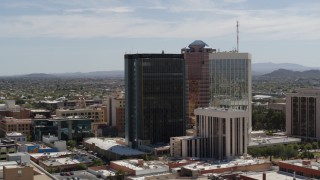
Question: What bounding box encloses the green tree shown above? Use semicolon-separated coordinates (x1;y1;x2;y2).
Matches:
305;143;313;151
312;142;319;149
15;98;25;105
92;158;103;166
76;163;87;170
67;140;76;150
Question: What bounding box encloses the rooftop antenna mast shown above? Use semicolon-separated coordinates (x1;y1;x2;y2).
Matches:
237;21;239;52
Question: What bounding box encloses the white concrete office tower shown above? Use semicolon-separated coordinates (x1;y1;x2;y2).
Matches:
286;89;320;140
209;52;252;137
195;107;249;160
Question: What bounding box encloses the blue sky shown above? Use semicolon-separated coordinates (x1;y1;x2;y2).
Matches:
0;0;320;75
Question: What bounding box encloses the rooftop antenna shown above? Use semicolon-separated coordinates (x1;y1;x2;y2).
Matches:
237;21;239;52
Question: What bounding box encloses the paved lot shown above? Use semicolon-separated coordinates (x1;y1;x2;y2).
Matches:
53;170;103;180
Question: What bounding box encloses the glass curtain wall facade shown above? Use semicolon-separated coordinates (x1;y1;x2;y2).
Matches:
181;40;215;127
209;54;251;110
286;89;319;140
125;54;186;148
209;53;252;132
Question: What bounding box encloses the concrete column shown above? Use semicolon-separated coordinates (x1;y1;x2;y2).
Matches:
226;118;230;159
68;120;72;139
239;118;243;155
57;121;61;140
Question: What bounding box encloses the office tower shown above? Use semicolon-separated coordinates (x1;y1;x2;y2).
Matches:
194;108;249;160
181;40;215;126
286;89;320;140
209;52;251;111
125;54;186;148
209;52;252;134
170;51;252;160
109;92;125;137
171;108;249;160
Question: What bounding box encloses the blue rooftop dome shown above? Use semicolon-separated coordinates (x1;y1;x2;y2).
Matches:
188;40;209;48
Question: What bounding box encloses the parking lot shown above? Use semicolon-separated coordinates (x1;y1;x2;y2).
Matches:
53;170;104;180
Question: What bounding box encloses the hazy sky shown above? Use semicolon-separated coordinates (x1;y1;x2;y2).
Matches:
1;0;320;75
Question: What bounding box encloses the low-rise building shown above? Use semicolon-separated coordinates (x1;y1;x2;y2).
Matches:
3;164;34;180
7;152;30;165
0;117;31;136
268;102;286;114
31;117;93;142
56;105;108;123
29;151;72;164
6;132;26;143
249;136;301;147
180;158;271;178
39;156;93;172
20;143;58;154
42;135;67;151
88;166;116;179
110;159;169;176
0;139;18;161
240;170;304;180
279;160;320;179
0;161;18;179
83;138;145;160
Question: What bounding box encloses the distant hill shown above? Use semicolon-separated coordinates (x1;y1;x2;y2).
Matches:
252;62;320;76
0;71;124;79
53;70;124;78
2;62;320;78
261;69;320;79
20;73;56;78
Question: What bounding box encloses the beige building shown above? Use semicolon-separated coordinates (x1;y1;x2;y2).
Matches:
109;159;169;176
286;89;320;140
3;165;34;180
171;107;249;160
109;92;125;136
268;102;286;113
0;118;31;136
56;105;108;123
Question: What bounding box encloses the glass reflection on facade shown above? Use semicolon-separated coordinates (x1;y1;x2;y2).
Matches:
31;118;93;142
291;96;316;138
125;54;186;148
209;53;251;111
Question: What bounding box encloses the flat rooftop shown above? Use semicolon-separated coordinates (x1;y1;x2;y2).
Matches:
112;159;168;171
85;138;145;156
281;160;320;170
6;132;24;137
242;171;304;180
249;136;301;147
41;156;92;167
29;151;72;159
183;158;268;171
0;161;18;167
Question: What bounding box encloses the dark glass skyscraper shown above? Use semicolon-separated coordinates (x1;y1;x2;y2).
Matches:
125;54;186;148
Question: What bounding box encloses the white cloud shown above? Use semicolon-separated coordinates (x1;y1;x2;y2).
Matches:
0;1;320;40
223;0;247;3
64;7;134;14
